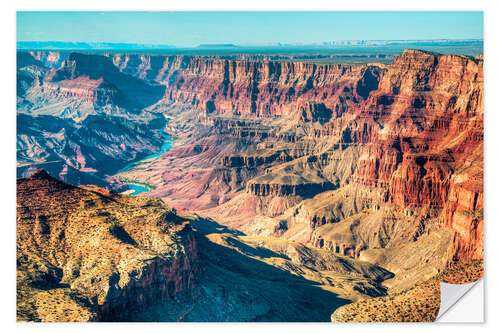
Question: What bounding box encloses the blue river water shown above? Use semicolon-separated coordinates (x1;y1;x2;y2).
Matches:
136;132;173;161
126;184;151;196
119;131;172;196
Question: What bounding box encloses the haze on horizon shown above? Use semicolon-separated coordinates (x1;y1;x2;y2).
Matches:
17;11;483;47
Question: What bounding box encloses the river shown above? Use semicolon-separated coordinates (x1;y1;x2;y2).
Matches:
117;131;172;196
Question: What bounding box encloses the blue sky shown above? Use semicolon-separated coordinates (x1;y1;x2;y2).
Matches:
17;11;483;47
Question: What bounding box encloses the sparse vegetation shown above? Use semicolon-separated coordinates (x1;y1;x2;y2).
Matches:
460;208;484;220
331;260;483;322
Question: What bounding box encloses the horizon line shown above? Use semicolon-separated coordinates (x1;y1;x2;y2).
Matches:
17;38;484;48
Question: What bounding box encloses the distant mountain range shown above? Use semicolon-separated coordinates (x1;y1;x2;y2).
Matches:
17;41;175;51
318;39;483;47
196;44;238;48
18;39;483;51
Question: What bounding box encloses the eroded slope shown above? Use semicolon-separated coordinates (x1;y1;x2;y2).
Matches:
17;170;197;321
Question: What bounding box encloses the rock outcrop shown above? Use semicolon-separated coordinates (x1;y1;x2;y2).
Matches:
16;170;198;321
45;53;165;110
154;50;482;265
17;170;397;322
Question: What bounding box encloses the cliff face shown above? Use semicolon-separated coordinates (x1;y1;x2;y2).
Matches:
247;180;334;197
16;170;198;321
16;113;165;190
443;153;483;261
110;53;384;117
28;50;67;68
45;53;165;110
110;50;483;264
359;50;483;261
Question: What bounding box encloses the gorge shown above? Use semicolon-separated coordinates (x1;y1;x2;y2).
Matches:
16;48;484;322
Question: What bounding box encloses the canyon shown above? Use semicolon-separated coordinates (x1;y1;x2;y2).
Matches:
16;48;483;321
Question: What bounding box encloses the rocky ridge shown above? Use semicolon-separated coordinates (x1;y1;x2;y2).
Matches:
17;170;198;321
17;52;168;188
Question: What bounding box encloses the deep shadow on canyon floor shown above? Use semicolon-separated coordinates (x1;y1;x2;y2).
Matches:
129;215;393;322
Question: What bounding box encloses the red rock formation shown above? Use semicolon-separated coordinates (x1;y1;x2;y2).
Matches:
122;51;482;263
17;49;484;322
207;50;482;261
446;178;483;261
111;54;384;117
41;78;121;106
246;181;334;197
360;50;483;260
